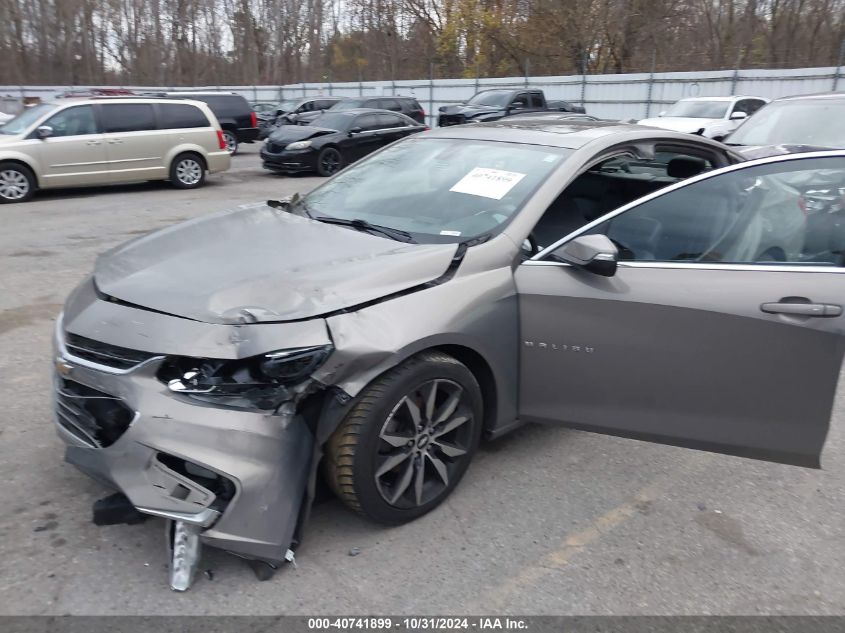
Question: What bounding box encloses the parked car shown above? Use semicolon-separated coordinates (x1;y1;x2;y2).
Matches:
724;92;845;158
0;111;12;125
438;89;585;126
257;96;343;139
0;97;230;203
638;96;769;140
261;109;425;176
60;119;845;593
147;91;259;155
293;96;426;126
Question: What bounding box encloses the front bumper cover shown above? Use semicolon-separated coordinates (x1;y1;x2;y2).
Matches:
52;284;339;584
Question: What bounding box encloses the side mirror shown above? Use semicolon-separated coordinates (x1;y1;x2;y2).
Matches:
554;234;618;277
36;125;53;139
729;111;747;121
348;126;362;136
658;110;666;117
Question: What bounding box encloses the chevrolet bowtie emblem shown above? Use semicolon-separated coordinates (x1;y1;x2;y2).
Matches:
55;357;74;377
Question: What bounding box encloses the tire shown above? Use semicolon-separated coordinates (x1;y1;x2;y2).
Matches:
325;351;483;525
169;153;206;189
222;130;239;155
0;161;35;203
316;147;344;177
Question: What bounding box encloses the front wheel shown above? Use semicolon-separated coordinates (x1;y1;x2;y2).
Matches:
0;162;35;203
316;147;344;177
170;153;206;189
325;351;483;524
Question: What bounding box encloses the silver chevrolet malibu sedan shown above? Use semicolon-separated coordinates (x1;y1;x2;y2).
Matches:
53;120;845;589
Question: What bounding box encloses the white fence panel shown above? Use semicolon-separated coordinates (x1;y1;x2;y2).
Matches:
1;66;842;125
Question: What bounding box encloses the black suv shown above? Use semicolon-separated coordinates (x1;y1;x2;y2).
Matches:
150;92;259;154
294;96;426;126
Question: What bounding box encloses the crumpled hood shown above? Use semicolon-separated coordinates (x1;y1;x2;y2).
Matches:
94;205;459;324
267;125;337;144
439;104;504;119
733;144;833;160
638;117;718;133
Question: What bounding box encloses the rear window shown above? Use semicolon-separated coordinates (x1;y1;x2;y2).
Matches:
100;104;155;133
158;103;210;129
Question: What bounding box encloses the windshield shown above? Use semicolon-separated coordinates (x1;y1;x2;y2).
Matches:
330;99;367;111
310;112;354;130
466;91;513;107
302;137;570;243
664;100;729;119
0;103;57;134
727;99;845;147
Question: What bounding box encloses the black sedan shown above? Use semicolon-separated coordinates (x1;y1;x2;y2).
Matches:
261;109;426;176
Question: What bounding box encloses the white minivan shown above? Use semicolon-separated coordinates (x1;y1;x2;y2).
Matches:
0;97;231;203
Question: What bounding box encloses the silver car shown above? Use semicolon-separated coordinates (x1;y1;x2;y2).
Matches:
53;121;845;590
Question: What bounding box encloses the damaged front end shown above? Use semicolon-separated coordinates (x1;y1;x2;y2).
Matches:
52;279;344;590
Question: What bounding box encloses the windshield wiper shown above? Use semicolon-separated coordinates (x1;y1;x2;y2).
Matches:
313;216;416;243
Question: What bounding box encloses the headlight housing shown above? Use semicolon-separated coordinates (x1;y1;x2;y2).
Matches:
157;345;332;410
285;140;312;150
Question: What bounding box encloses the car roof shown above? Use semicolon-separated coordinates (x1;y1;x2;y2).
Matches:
318;107;412;116
160;91;242;96
775;91;845;102
44;97;210;107
677;96;761;102
424;120;724;149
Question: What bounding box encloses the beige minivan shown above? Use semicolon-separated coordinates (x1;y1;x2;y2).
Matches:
0;97;231;203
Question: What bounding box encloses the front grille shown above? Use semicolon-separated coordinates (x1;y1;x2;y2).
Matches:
55;378;134;448
64;332;157;370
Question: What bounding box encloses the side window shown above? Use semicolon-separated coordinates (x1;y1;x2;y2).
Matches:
300;101;314;112
380;99;401;111
42;105;98;137
158;104;210;129
529;94;544;108
375;113;403;129
747;99;766;115
589;156;845;266
355;114;381;131
316;100;336;110
100;104;155;133
511;94;529;109
531;150;714;250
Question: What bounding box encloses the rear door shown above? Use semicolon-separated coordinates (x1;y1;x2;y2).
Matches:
98;103;166;182
34;104;109;187
515;153;845;468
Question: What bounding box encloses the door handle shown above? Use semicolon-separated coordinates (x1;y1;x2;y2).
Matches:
761;301;842;317
85;140;101;146
107;139;123;144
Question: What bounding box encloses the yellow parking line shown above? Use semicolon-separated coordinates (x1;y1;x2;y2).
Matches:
476;478;667;610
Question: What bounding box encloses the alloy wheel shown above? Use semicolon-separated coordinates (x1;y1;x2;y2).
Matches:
0;169;30;201
320;149;342;175
223;131;237;153
375;379;474;508
175;159;202;186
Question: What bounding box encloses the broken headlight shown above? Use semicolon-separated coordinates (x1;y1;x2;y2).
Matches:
157;345;332;410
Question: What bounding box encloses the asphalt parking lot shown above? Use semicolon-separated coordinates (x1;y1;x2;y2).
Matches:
1;143;844;615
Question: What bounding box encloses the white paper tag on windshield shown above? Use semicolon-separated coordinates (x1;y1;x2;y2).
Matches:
450;168;526;200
